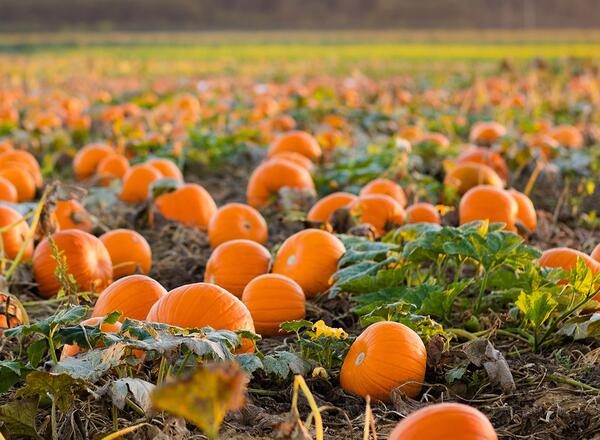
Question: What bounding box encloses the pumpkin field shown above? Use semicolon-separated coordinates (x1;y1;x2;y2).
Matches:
0;32;599;440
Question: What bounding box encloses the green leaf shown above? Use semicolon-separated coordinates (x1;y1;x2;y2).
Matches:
515;289;558;329
279;320;313;334
558;313;600;340
53;343;128;383
0;360;31;393
0;398;39;438
4;305;89;338
420;280;470;320
235;354;264;376
17;371;86;412
446;365;467;384
27;339;47;368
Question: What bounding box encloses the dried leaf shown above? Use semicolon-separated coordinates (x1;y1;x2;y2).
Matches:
110;378;155;414
0;398;39;439
17;371;86;412
54;342;127;383
464;338;515;393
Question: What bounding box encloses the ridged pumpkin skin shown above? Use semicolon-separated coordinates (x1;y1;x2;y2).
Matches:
469;121;506;145
0;292;27;329
96;154;129;185
208;203;268;248
444;162;503;195
359;178;407;207
92;275;167;322
459;186;518;231
99;229;152;278
272;229;345;297
0;166;36;201
61;317;122;359
457;146;509;181
591;244;600;262
119;164;163;203
406;203;441;224
146;282;255;352
0;205;34;261
33;230;113;298
267;130;322;161
388;403;498;440
73;143;115;180
307;192;357;223
0;176;18;202
154;183;217;230
340;321;427;402
55;200;93;233
146;158;184;181
204;239;271;298
246;159;315;209
508;189;537;232
549;125;583;149
351;194;406;237
241;274;305;336
270;151;313;170
0;150;43;187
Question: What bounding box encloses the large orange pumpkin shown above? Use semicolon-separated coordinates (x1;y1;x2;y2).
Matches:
241;274;305;336
0;150;43;188
55;200;93;233
99;229;152;278
508;189;537;232
0;176;17;203
340;321;427;402
272;229;345;297
469;121;506;145
73;143;115;180
459;186;518;231
539;247;600;278
388;403;498;440
457;146;509;181
359;178;407;207
267;130;322;161
33;230;113;298
146;282;255;352
246;159;315;209
204;239;271;298
406;202;441;224
208;203;268;248
0;205;34;261
60;317;122;359
146;158;184;181
153;183;217;230
0;166;36;202
119;164;163;203
307;192;357;224
350;194;406;237
92;274;167;322
444;162;504;195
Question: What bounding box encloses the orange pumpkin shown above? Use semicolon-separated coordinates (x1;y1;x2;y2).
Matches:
246;158;315;209
549;125;584;149
0;166;36;201
591;244;600;262
539;247;600;280
153;183;217;230
204;239;271;298
33;230;113;298
146;157;184;181
73;143;115;180
55;200;93;233
267;130;322;161
272;229;345;297
457;146;509;181
96;154;130;185
0;205;33;261
459;186;518;231
60;317;122;359
270;115;297;132
0;176;17;203
241;274;305;336
307;192;357;224
359;178;407;207
99;229;152;278
92;274;167;322
406;203;441;224
270;151;313;170
508;189;537;232
208;203;268;248
388;403;498;440
0;142;13;154
0;292;28;330
119;164;163;203
444;162;504;195
340;321;426;402
417;132;449;148
469;121;506;145
146;282;255;352
350;194;406;237
0;150;43;188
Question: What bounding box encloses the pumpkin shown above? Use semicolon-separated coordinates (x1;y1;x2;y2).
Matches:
0;176;17;203
359;178;407;207
153;183;217;230
270;151;313;170
307;192;357;224
406;202;441;224
33;230;113;298
444;162;503;195
73;143;115;180
96;153;130;185
350;194;406;237
208;203;268;248
591;244;600;262
529;134;559;159
204;239;271;298
508;189;537;232
0;142;13;154
459;186;518;231
549;125;583;149
0;167;36;201
146;282;255;352
388;403;498;440
539;247;600;293
267;130;321;161
146;157;184;181
0;150;43;187
55;200;93;233
272;229;345;297
340;321;426;402
469;121;506;145
99;229;152;278
92;274;167;322
457;146;509;181
119;163;163;203
241;274;305;336
270;114;297;132
0;292;28;330
0;205;34;261
246;158;315;209
417;132;449;148
60;317;122;359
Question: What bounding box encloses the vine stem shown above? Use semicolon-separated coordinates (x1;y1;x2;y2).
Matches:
475;270;490;313
547;374;600;394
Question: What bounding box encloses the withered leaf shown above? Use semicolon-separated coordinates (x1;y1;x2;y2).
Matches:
463;338;515;393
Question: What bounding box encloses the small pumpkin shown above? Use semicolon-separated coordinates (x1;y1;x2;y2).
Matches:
270;151;313;170
96;153;130;185
241;274;305;336
0;176;17;203
444;162;503;195
459;186;518;231
73;143;115;180
99;229;152;278
153;183;217;230
0;150;43;187
272;229;345;297
208;203;268;248
146;282;255;352
307;192;357;224
388;403;498;440
146;157;184;181
119;163;163;203
267;130;321;161
0;166;36;201
548;125;583;149
457;146;509;181
60;317;122;359
417;132;449;149
0;292;28;330
406;202;441;224
33;230;113;298
92;274;167;322
469;121;506;145
204;239;271;298
55;199;93;233
591;244;600;262
350;194;406;237
359;178;407;207
508;189;537;232
0;205;34;261
340;321;427;402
